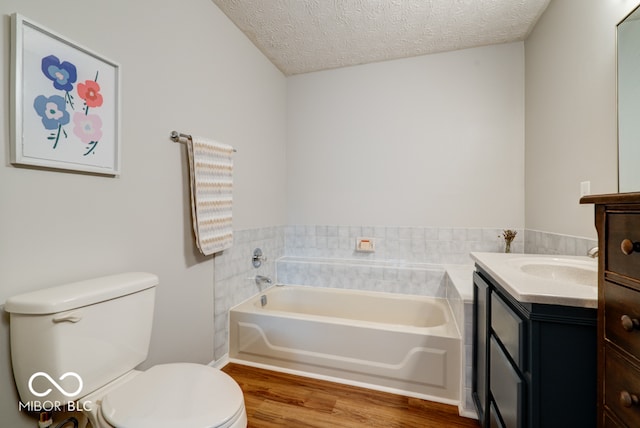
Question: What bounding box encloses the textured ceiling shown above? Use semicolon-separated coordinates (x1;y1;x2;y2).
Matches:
212;0;551;76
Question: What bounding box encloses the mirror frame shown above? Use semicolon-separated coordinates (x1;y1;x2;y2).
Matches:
617;3;640;192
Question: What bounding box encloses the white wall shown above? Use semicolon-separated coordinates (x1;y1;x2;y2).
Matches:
525;0;639;238
287;42;525;229
0;1;286;426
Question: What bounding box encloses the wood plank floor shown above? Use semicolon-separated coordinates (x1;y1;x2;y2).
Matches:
222;363;480;428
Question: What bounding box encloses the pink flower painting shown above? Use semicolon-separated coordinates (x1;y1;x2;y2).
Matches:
73;112;102;155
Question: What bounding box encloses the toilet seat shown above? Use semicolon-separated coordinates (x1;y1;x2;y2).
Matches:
99;363;246;428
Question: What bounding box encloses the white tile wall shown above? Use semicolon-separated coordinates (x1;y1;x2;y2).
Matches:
277;226;523;295
525;229;597;256
213;226;285;360
284;225;524;264
277;256;447;296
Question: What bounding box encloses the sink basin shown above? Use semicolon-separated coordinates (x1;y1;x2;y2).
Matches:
508;257;597;287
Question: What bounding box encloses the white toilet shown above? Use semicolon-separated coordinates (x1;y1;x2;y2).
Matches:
5;272;247;428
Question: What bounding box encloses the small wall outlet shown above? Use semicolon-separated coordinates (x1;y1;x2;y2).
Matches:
356;237;375;252
580;181;591;197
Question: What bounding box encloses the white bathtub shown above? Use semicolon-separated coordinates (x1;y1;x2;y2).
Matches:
229;285;461;403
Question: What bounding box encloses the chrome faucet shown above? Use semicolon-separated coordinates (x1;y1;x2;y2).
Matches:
255;275;272;286
587;246;599;258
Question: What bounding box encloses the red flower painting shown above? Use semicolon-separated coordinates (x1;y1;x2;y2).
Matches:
77;80;103;111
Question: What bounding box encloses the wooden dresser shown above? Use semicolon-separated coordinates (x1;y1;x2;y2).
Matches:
582;192;640;427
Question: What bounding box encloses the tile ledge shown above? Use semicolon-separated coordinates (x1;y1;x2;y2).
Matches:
277;255;444;270
445;264;475;302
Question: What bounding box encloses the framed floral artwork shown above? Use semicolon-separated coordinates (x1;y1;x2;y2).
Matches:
10;14;121;175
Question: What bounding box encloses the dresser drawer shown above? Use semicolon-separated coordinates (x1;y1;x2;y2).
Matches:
604;345;640;428
491;293;525;370
604;281;640;356
607;212;640;280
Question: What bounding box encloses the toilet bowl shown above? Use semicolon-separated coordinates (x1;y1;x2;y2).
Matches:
80;363;247;428
4;272;248;428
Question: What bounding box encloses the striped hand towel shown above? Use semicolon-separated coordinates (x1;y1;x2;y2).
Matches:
186;136;234;255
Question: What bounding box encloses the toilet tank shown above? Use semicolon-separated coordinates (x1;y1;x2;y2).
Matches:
4;272;158;406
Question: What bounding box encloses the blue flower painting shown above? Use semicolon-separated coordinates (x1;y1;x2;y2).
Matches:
33;94;70;148
41;55;77;92
33;95;70;129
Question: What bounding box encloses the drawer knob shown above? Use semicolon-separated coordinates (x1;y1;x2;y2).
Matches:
620;390;639;408
621;239;640;255
621;315;640;332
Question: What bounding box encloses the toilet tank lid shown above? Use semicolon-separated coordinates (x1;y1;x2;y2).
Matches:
4;272;158;315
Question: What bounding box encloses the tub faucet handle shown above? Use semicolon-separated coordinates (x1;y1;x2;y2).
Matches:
252;248;267;268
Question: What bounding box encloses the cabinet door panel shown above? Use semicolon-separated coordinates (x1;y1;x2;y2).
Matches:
490;336;523;428
473;272;491;426
489;401;505;428
491;293;525;369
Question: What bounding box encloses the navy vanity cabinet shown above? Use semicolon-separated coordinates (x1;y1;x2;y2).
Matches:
472;267;597;428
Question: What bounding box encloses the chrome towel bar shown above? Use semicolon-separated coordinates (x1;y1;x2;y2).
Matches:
170;130;237;152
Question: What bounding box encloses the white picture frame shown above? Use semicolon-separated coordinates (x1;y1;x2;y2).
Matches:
11;13;121;175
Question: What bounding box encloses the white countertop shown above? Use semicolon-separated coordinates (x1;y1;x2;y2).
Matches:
470;252;598;309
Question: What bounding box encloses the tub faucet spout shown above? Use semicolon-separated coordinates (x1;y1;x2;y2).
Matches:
255;275;272;286
587;246;599;258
